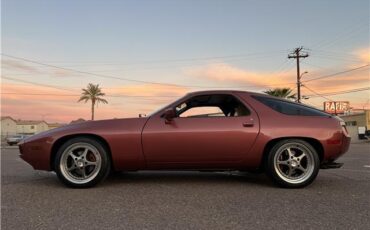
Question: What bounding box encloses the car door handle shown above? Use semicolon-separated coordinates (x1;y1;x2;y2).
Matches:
242;120;254;127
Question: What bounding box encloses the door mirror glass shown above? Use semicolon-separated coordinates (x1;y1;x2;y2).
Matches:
163;108;176;123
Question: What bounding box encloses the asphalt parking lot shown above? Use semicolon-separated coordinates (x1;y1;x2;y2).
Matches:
1;143;370;230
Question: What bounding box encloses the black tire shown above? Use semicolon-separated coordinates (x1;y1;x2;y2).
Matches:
54;137;111;188
266;139;320;188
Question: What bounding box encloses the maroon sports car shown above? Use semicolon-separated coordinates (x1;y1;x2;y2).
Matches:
19;90;350;188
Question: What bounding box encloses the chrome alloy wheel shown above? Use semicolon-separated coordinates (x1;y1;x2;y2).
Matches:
273;143;315;184
60;142;102;184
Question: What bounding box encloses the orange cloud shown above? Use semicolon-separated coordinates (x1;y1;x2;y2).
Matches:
108;84;189;97
303;70;369;93
185;60;369;93
184;59;369;110
1;83;186;122
185;63;296;88
353;47;370;64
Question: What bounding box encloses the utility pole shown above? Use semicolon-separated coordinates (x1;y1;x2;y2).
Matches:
288;47;309;103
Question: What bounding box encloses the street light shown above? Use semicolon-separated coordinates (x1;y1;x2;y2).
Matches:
297;71;308;103
300;71;308;80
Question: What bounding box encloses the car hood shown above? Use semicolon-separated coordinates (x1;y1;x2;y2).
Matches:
23;117;149;143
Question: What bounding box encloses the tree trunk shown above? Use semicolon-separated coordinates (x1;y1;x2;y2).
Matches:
91;101;95;120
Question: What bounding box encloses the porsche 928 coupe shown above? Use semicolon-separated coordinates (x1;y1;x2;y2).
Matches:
19;90;350;188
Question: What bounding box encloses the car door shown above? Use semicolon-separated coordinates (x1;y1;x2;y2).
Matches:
141;93;260;169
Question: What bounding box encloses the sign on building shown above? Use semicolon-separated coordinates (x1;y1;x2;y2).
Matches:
323;101;350;114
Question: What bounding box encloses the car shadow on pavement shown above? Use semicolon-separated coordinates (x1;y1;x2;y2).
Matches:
103;171;273;188
5;171;273;189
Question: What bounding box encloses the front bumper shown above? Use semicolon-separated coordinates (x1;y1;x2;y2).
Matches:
18;137;53;171
7;141;19;145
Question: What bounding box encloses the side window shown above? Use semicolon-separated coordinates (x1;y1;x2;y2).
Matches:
180;106;224;118
253;95;329;116
176;94;250;118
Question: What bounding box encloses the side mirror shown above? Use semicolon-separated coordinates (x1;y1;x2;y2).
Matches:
163;108;176;124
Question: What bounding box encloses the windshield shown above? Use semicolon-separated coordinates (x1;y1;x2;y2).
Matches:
148;104;169;117
147;94;188;117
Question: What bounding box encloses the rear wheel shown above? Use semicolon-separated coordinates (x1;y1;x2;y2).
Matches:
54;137;111;188
266;139;320;188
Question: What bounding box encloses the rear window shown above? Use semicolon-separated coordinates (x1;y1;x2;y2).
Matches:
253;95;330;116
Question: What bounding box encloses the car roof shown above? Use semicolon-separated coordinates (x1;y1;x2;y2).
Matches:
186;90;266;97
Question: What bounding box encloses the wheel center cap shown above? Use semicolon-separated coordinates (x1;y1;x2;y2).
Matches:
77;161;84;168
291;160;298;167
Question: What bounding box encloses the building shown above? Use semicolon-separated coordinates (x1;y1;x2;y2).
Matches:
1;116;17;139
70;118;86;124
340;110;370;142
47;123;65;130
16;120;49;135
2;116;68;141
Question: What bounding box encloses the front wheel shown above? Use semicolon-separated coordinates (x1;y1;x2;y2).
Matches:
54;137;111;188
266;139;320;188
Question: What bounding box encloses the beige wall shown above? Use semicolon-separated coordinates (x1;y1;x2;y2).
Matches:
48;124;63;130
1;118;17;137
340;110;369;142
37;122;49;133
341;113;366;127
17;122;49;134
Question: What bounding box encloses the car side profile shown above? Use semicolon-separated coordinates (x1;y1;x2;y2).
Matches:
19;90;351;188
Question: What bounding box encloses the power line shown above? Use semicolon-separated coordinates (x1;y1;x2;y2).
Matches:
2;92;79;97
304;87;370;97
311;54;365;63
3;52;286;73
302;100;321;109
6;50;288;67
1;92;178;98
303;64;370;82
1;76;77;92
288;47;309;103
310;23;368;50
311;49;363;59
1;53;295;89
302;85;333;101
1;76;180;99
3;53;367;93
1;54;192;87
5;86;368;99
2;52;292;78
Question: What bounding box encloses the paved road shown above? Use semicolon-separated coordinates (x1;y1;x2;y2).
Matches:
1;143;370;230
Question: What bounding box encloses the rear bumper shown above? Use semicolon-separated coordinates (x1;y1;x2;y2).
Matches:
341;134;351;154
323;133;351;162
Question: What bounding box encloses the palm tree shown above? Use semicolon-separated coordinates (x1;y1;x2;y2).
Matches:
264;87;296;100
78;83;108;120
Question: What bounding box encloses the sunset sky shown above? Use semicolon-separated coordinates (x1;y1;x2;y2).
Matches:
1;0;369;123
